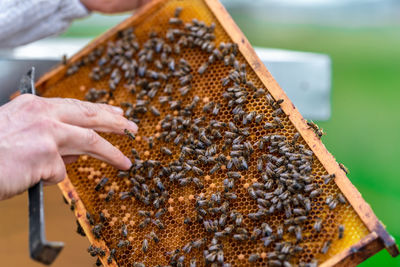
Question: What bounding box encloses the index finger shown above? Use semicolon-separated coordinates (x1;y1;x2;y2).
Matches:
46;97;138;134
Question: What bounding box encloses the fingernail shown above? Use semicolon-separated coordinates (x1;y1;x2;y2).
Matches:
123;156;132;169
111;106;123;114
128;120;138;133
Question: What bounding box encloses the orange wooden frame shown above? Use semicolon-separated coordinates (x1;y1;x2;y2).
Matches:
18;0;397;265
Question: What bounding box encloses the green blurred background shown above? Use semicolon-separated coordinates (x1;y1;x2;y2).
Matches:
232;20;400;267
61;3;399;266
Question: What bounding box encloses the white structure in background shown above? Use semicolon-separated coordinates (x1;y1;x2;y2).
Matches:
221;0;400;27
0;39;331;120
257;48;331;120
4;0;400;119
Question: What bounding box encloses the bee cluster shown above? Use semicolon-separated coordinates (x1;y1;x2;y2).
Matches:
63;5;354;267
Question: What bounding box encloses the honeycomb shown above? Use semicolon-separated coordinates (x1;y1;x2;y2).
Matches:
37;0;371;266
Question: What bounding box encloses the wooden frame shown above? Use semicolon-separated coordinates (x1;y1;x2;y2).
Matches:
59;177;118;267
23;0;397;266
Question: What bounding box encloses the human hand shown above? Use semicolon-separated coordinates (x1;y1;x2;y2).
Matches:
80;0;152;14
0;94;137;200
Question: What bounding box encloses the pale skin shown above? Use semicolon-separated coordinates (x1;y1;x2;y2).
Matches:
0;95;138;200
0;0;151;200
80;0;152;13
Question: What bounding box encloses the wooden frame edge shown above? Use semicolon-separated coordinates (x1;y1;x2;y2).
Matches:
203;0;398;258
58;177;118;267
320;232;383;267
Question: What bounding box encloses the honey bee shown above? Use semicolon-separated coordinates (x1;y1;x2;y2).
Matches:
142;239;149;253
105;190;114;202
309;189;321;198
152;219;165;229
70;197;76;211
92;224;103;239
248;253;260;262
179;85;191;96
174;43;181;54
169;17;183;25
124;129;136;140
328;199;338;210
107;248;116;264
193;178;204;189
255;113;265;124
338;225;345;239
139;218;151;229
307;120;326;138
317;128;326;138
86;212;94;225
117;239;130;248
250;228;262;240
95;177;109;192
339;163;349;174
307;120;319;131
325;195;333;205
205;251;217;263
217;250;224;264
148;231;159;243
261;236;274;247
293;208;306;216
321;240;332;254
273;117;284;128
212;103;221;116
190;258;197;267
154;208;166;219
209;163;221;174
234;213;243;226
294;216;307;224
150;106;160;116
322;173;335;184
277;225;284;239
177;255;185;266
264;122;274;130
337;193;347;204
117;171;129;178
198;63;209;75
120;192;131;200
99;212;106;223
295;226;302;242
179;74;192;86
117;225;127;239
192;238;206;249
233;234;248;241
161;146;173;156
76;220;86;236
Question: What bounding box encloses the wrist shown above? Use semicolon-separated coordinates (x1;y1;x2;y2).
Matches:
79;0;146;14
79;0;95;12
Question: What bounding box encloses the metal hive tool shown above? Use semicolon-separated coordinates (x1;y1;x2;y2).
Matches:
20;67;65;265
30;0;398;266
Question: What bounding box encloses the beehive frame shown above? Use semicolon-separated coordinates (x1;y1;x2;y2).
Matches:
28;0;398;266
